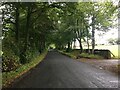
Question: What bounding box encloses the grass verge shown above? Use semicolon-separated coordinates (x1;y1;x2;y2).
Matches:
2;50;48;88
58;50;77;59
59;50;103;59
78;53;103;59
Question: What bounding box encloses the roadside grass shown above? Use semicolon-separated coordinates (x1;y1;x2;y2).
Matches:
2;50;48;88
78;53;103;59
59;50;103;59
59;50;76;59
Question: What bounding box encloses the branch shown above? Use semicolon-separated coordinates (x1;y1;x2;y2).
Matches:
4;19;15;24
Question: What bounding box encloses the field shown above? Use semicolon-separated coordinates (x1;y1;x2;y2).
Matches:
82;45;119;58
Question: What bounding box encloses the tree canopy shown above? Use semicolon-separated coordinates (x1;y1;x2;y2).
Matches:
1;1;118;71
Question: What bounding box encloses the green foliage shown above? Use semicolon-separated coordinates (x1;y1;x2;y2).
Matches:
59;50;76;59
1;2;118;87
79;53;103;59
1;1;117;73
71;50;80;56
21;48;39;64
2;51;48;88
66;50;80;58
60;50;103;59
2;48;20;72
2;37;21;72
1;2;54;66
2;37;20;56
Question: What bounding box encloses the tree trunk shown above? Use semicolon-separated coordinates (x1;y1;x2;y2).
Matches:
86;28;90;54
78;39;83;54
39;41;42;53
91;14;95;54
20;5;31;64
66;42;70;52
73;39;76;49
87;37;90;54
43;41;46;50
25;6;31;49
15;3;20;56
70;41;72;49
15;3;20;42
68;42;70;50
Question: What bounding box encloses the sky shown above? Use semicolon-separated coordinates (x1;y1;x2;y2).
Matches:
95;28;118;44
95;0;118;44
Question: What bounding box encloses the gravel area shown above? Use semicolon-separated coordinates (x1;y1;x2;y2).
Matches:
77;59;120;76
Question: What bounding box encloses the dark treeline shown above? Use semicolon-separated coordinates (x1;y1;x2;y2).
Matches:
2;2;57;71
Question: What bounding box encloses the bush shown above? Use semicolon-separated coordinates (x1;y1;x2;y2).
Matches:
66;48;72;52
2;37;20;56
2;50;48;88
2;37;21;72
71;50;80;57
20;48;40;64
2;49;21;72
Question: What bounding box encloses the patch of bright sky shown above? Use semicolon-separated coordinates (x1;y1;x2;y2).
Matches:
95;28;118;44
94;0;118;44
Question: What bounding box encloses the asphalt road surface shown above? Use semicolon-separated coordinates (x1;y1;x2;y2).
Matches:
12;51;118;88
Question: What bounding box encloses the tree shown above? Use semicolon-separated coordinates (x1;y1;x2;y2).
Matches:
1;2;57;65
1;2;118;71
90;2;117;53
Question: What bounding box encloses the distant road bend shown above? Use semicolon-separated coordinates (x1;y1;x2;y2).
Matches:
12;51;118;88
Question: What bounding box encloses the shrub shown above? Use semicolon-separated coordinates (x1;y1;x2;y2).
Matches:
2;37;20;56
2;37;21;72
20;48;40;64
2;49;21;72
71;50;80;57
66;48;72;52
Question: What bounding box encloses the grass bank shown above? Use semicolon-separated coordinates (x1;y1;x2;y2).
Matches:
59;50;103;59
59;50;77;59
2;50;48;88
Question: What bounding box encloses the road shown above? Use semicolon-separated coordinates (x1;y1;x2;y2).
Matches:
11;51;118;88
